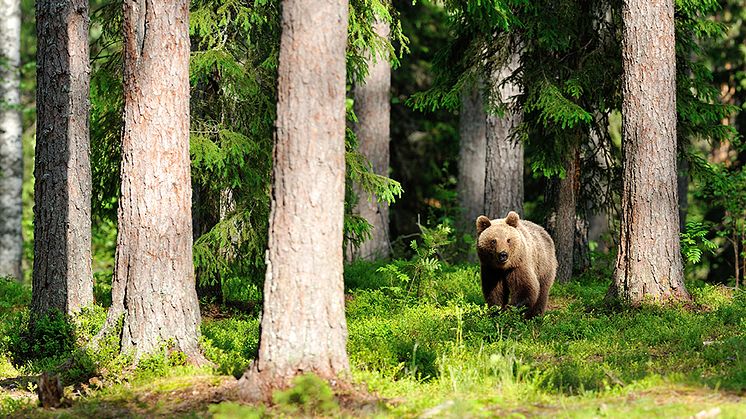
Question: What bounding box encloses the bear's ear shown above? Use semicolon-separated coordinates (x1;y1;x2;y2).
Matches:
505;211;520;228
476;215;492;236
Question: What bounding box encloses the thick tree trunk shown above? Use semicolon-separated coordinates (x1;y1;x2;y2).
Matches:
609;0;689;303
32;0;92;315
106;0;204;363
238;0;349;402
350;20;391;261
546;144;580;284
458;81;487;230
484;53;523;218
0;0;23;281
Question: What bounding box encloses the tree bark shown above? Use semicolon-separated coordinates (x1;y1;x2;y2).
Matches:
609;0;689;303
546;144;580;284
238;0;349;401
574;212;590;274
457;81;487;230
484;53;523;218
0;0;23;281
106;0;204;363
350;20;391;261
32;0;92;315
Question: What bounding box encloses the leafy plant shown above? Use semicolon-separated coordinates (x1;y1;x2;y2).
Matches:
0;277;29;310
681;221;718;265
135;341;186;380
694;159;746;287
201;315;260;377
377;222;453;298
7;310;76;367
272;373;339;416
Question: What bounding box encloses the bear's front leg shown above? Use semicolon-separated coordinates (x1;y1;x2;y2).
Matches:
481;271;509;312
510;271;540;319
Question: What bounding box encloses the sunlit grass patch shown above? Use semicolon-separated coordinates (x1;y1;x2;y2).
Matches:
346;260;746;412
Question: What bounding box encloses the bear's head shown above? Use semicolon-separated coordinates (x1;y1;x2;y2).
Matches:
476;211;525;270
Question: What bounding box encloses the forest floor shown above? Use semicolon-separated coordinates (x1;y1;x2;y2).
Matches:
1;258;745;417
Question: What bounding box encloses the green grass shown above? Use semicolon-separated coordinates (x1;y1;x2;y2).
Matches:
1;261;746;417
340;260;746;416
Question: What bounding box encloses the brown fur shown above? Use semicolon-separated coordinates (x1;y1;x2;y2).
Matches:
476;211;557;318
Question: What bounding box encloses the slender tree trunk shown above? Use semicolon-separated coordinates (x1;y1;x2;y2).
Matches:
32;0;92;315
609;0;689;303
484;53;523;217
105;0;204;363
0;0;23;281
736;227;746;289
238;0;349;401
588;124;610;253
350;20;391;261
574;212;590;273
733;233;739;290
588;211;609;251
736;239;740;290
458;81;487;230
677;157;689;232
546;143;580;284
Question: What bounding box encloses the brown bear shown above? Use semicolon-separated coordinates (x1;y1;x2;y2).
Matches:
476;211;557;319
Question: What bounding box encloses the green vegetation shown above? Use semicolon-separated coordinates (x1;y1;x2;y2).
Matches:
2;253;745;416
4;0;746;417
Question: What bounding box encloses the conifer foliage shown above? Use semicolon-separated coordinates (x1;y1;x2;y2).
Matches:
87;0;404;301
412;0;735;293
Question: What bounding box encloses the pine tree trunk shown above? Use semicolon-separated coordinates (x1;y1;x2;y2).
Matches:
238;0;349;401
0;0;23;282
677;157;689;232
587;122;610;253
546;144;580;284
457;81;487;230
733;233;740;290
484;53;523;218
588;211;609;252
351;20;391;261
32;0;92;315
574;213;590;274
609;0;689;303
106;0;204;363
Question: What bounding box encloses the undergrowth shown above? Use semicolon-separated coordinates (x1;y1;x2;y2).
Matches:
199;256;746;416
2;255;746;417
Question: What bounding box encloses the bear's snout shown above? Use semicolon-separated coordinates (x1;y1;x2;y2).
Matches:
497;251;508;263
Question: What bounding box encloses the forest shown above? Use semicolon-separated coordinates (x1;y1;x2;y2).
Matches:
0;0;745;417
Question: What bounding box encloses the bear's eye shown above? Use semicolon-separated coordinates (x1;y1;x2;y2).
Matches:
491;239;497;246
507;238;511;244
